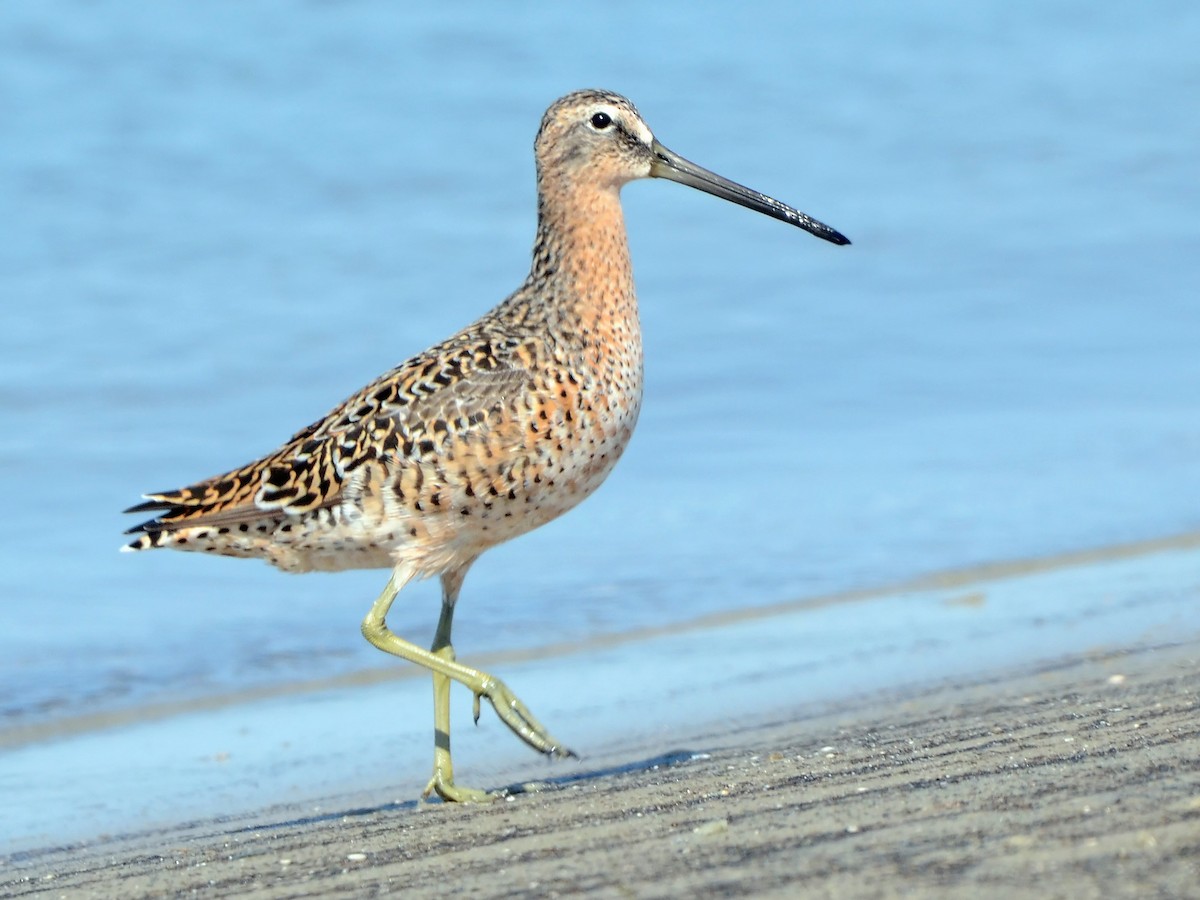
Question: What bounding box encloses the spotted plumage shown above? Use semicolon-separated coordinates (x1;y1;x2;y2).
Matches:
124;89;848;802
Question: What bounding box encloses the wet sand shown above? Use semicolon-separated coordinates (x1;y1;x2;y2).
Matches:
5;635;1198;899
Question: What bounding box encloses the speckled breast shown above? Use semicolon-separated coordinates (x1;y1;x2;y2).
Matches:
372;341;644;574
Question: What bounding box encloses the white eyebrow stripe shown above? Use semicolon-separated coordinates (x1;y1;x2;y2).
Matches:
629;117;653;145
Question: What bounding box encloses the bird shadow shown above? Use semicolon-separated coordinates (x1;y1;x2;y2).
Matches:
233;748;704;834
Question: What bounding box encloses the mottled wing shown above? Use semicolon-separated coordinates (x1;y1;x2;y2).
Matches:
124;336;531;538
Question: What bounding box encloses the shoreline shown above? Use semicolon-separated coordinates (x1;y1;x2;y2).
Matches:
7;528;1199;753
5;636;1198;898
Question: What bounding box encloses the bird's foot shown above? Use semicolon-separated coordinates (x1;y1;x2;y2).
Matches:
422;768;504;804
471;674;577;760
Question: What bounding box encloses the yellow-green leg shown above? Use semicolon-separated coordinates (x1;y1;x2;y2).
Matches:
426;573;493;803
361;563;574;803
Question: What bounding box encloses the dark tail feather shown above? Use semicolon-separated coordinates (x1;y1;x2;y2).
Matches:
123;495;189;537
124;518;167;536
123;497;177;514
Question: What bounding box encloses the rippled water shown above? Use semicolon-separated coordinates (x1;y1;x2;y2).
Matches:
2;2;1198;732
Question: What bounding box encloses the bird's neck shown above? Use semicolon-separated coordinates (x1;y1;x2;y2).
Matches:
527;180;640;343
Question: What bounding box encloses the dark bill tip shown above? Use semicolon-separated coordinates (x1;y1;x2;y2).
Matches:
650;142;850;246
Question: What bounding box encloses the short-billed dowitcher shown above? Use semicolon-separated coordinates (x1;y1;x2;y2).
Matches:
124;89;849;802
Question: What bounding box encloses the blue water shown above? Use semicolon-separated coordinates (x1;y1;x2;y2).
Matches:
2;0;1198;775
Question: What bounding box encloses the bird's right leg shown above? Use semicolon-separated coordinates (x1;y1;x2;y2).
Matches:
424;562;492;802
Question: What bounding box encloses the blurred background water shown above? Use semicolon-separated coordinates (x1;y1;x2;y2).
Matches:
2;1;1198;745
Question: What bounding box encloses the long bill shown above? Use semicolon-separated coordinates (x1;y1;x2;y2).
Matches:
649;140;851;246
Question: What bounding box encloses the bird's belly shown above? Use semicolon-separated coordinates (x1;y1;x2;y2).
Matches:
480;417;633;535
368;383;643;575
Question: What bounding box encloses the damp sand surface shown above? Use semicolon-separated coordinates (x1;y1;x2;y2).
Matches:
5;636;1198;899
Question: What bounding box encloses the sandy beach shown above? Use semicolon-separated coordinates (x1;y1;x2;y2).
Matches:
5;631;1197;899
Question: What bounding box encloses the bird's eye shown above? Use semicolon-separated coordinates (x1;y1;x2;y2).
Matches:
589;112;612;130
